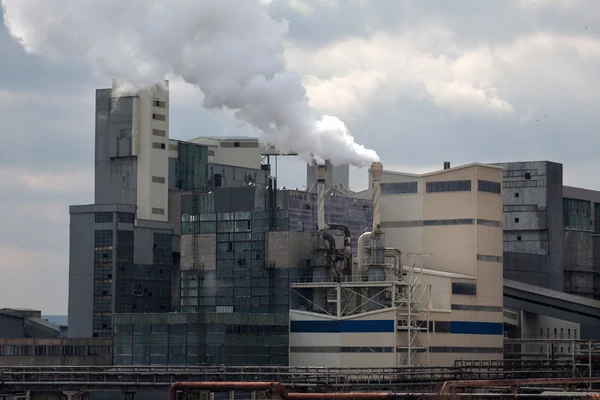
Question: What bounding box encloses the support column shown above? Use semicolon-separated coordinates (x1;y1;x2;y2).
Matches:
123;391;136;400
63;391;86;400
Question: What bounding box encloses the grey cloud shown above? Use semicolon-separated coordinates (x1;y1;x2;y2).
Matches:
2;1;600;313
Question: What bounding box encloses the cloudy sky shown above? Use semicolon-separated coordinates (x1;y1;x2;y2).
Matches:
1;0;600;314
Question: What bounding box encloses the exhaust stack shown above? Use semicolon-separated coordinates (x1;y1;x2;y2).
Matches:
371;162;383;231
316;164;329;230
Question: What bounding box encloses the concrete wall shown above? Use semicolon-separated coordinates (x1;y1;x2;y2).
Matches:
496;161;564;291
180;234;217;270
266;231;312;269
94;89;138;206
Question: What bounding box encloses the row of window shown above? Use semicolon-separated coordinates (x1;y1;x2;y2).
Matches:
0;344;112;357
540;327;578;338
94;212;135;224
426;180;471;193
452;282;477;295
377;179;503;194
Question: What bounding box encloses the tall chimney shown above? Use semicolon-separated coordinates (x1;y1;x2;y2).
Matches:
370;162;383;231
316;164;328;230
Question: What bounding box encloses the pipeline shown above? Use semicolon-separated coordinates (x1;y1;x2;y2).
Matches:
440;377;600;394
316;164;328;231
168;382;393;400
371;161;383;231
169;382;600;400
357;231;372;276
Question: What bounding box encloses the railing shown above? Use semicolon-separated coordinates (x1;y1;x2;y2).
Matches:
292;275;398;284
1;362;598;392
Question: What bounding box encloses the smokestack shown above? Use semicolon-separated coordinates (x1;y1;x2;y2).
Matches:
370;162;383;231
316;164;328;230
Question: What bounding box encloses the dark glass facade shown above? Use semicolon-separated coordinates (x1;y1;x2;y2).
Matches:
113;313;288;366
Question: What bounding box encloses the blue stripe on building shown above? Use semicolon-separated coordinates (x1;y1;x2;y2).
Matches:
290;320;502;335
290;320;395;333
450;321;503;335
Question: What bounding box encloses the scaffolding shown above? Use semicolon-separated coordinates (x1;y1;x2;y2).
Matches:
396;253;431;368
290;253;431;367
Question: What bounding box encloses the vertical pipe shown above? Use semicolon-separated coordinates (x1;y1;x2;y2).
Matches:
316;164;328;230
371;162;383;231
357;232;372;277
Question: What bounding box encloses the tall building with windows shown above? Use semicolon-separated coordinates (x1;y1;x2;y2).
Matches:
69;81;178;338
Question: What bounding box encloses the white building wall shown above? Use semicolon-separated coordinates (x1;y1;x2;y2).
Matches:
129;82;170;221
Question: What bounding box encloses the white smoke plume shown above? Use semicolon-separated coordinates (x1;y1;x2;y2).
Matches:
1;0;380;167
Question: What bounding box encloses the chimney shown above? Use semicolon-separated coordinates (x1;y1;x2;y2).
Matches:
443;161;451;170
315;164;328;230
370;162;384;231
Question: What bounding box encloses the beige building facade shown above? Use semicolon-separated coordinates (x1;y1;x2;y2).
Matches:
378;163;505;365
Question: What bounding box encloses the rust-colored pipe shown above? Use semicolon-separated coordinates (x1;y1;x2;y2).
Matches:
284;394;392;399
168;381;393;400
169;382;277;400
440;377;600;394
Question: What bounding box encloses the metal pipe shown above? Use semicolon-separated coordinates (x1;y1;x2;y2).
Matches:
370;161;383;231
316;164;328;230
328;223;351;250
440;377;600;394
169;382;395;400
385;248;402;278
357;232;372;276
169;382;277;400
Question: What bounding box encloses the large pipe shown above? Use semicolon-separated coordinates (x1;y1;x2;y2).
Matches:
357;232;372;277
169;382;394;400
385;248;402;278
370;161;383;231
439;377;600;395
316;164;329;231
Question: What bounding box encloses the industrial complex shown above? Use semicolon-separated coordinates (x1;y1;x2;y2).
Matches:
2;82;600;399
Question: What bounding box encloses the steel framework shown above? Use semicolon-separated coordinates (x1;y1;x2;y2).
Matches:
1;362;599;394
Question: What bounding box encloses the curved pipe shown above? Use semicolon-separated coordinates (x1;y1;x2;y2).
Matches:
357;232;372;276
321;231;336;257
328;223;352;250
384;248;402;277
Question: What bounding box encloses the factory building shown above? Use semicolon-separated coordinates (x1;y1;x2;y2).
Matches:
69;81;178;338
498;161;600;300
497;161;600;342
67;81;599;370
289;162;505;367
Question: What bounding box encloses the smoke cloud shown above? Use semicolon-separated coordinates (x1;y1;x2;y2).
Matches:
1;0;380;167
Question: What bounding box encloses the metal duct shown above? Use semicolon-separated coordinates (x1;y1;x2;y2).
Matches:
370;162;383;231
